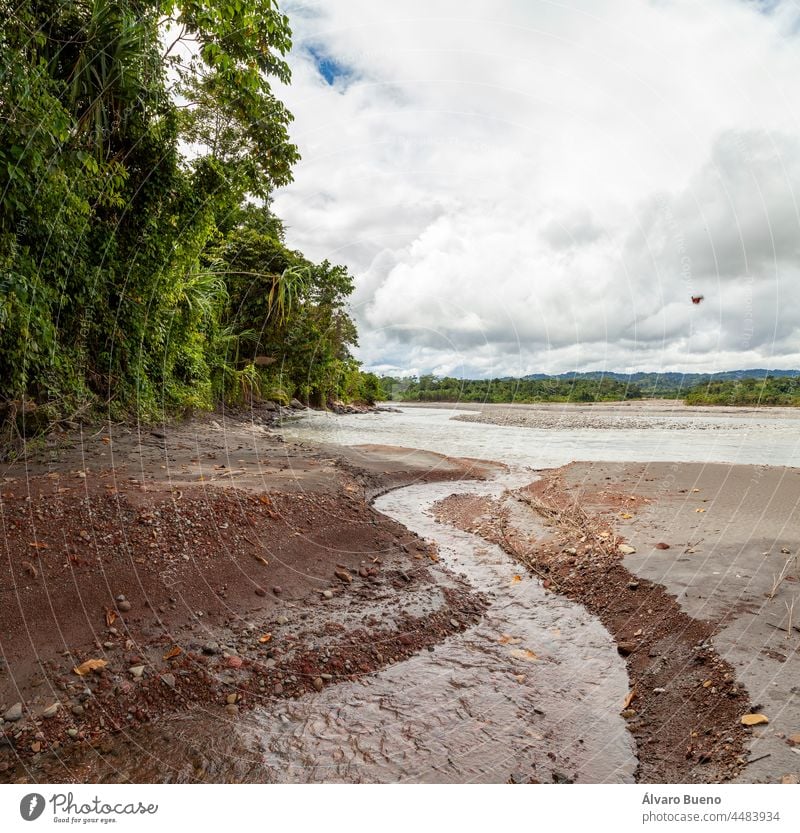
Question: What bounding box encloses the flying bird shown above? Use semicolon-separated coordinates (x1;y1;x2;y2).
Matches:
691;295;704;305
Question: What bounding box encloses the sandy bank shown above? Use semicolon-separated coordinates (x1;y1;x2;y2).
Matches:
434;459;800;784
0;410;497;783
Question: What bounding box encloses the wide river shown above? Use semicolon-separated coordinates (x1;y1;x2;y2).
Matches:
280;403;800;468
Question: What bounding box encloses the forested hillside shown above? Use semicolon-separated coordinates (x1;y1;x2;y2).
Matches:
0;0;378;441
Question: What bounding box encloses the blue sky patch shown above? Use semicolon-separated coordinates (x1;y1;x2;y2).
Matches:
304;44;353;86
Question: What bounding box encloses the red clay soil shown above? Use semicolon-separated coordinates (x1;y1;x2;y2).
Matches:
0;416;493;783
433;467;753;784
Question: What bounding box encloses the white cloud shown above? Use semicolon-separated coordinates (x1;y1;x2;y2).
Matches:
272;0;800;376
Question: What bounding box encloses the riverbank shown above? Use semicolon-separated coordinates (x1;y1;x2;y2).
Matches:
433;459;800;784
0;408;498;782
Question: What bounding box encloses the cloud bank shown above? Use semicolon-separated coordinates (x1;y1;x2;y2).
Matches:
272;0;800;376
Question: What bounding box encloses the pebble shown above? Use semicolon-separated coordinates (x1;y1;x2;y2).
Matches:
129;665;145;678
117;600;132;613
272;586;282;596
202;642;219;655
225;704;238;716
42;703;60;719
312;677;324;692
66;728;78;738
322;590;334;600
276;616;288;625
3;703;22;722
627;581;640;590
450;618;460;628
618;544;636;555
226;693;238;705
160;673;176;689
103;641;115;649
320;673;333;681
71;704;85;716
273;683;284;695
653;687;666;694
254;587;267;597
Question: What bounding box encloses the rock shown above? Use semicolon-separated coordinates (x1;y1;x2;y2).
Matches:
225;656;243;669
655;542;670;550
617;642;637;656
781;774;800;784
262;401;278;412
334;569;353;584
290;399;305;409
273;683;284;695
320;673;333;681
564;547;578;556
653;687;666;694
66;728;78;738
552;771;574;784
276;615;289;625
272;586;282;596
117;600;132;613
70;704;84;716
128;665;145;678
225;704;238;716
115;594;127;603
42;703;60;719
618;544;636;555
3;703;23;722
160;673;176;689
322;590;334;600
254;587;267;597
202;642;219;655
621;709;637;719
788;733;800;746
312;677;324;692
627;580;640;590
450;618;460;628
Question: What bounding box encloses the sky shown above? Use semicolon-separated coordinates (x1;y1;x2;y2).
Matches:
271;0;800;378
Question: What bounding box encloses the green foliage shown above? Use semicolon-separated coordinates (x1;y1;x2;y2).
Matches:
685;376;800;406
384;375;643;404
0;0;365;439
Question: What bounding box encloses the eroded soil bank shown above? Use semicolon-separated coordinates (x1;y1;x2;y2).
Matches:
433;460;800;784
0;409;496;782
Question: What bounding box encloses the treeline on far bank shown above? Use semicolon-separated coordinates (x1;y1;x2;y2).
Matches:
0;1;379;445
380;374;800;406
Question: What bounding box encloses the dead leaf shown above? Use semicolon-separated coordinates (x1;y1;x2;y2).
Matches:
741;713;769;726
258;633;272;643
511;575;522;584
498;634;522;645
702;679;713;688
509;648;539;662
73;658;108;676
253;555;269;567
163;646;182;660
620;512;633;519
28;541;48;549
105;608;117;627
695;508;706;513
622;688;637;710
102;436;110;444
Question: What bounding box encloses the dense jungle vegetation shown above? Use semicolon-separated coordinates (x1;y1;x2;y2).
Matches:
384;373;800;406
0;0;380;441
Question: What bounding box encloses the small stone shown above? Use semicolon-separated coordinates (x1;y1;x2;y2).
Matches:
30;741;41;753
276;615;288;625
66;728;78;738
450;618;460;628
273;683;284;695
3;703;22;722
272;586;282;596
129;665;145;678
621;709;637;719
322;590;334;600
42;703;60;719
226;693;238;705
103;641;115;649
320;673;333;681
117;600;132;613
160;673;176;689
70;704;84;716
617;642;637;656
618;544;636;555
781;774;800;784
254;587;267;597
202;642;219;655
115;594;126;602
653;687;666;694
334;569;352;584
225;704;238;716
312;677;324;692
225;656;243;669
627;580;640;590
655;542;670;550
